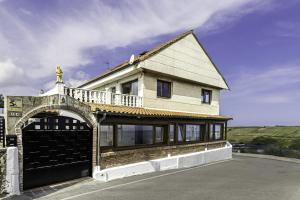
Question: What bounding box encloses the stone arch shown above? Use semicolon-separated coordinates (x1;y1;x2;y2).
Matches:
14;103;97;191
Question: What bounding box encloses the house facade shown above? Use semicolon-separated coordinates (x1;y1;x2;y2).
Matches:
72;30;232;169
4;30;232;193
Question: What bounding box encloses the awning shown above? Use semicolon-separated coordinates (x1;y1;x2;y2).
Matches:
90;104;232;120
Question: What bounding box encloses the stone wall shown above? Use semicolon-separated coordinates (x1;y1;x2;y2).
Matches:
0;148;7;197
100;141;226;169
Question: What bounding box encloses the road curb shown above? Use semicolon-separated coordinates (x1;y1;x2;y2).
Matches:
233;153;300;164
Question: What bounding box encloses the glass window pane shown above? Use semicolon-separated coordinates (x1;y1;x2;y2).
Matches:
157;80;171;98
162;82;170;97
122;80;138;95
186;125;200;142
157;81;162;96
117;125;154;146
169;125;175;142
131;81;138;96
135;125;153;145
215;124;221;140
210;124;214;140
178;125;184;142
202;89;211;104
117;125;135;146
155;127;164;143
100;125;114;146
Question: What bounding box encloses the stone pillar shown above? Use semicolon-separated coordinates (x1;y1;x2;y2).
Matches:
6;147;20;195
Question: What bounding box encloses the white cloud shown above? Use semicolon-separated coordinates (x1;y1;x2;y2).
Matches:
0;59;26;86
221;65;300;126
226;66;300;101
0;0;274;95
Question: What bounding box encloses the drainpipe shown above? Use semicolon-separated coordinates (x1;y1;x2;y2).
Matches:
96;111;106;171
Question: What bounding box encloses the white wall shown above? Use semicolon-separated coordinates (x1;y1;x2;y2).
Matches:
143;72;220;115
141;34;228;89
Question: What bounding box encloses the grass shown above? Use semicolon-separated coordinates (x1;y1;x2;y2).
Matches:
228;126;300;147
228;126;300;159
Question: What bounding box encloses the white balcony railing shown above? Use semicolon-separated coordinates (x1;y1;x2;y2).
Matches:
64;87;143;107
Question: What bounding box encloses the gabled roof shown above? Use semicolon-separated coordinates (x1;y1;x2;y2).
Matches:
79;30;229;89
90;103;232;120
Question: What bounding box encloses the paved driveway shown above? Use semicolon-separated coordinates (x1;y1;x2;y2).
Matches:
8;155;300;200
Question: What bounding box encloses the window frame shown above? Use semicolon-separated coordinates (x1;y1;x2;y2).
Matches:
185;124;201;143
209;123;224;141
121;79;139;95
202;89;212;104
157;79;172;99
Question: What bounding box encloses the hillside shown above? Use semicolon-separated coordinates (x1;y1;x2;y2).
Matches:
228;126;300;158
228;126;300;147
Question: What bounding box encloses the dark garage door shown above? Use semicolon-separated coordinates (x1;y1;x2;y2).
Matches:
22;116;92;190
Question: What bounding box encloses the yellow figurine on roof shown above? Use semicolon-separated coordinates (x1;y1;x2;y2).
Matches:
56;65;63;83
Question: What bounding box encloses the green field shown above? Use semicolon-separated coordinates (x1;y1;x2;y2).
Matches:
228;126;300;158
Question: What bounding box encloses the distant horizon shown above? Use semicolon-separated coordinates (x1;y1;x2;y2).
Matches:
0;0;299;126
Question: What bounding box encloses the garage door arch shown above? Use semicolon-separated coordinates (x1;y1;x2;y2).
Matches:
14;103;97;190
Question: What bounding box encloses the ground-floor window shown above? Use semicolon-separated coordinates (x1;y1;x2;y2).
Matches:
117;125;153;146
209;124;223;141
186;125;201;142
155;126;164;143
100;122;226;149
169;124;175;143
178;124;185;143
100;125;114;146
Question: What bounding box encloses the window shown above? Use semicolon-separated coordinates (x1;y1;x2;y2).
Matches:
73;119;77;123
157;80;171;98
135;125;153;145
177;125;185;142
100;125;114;146
214;124;222;140
210;124;223;141
122;80;138;95
169;124;175;143
117;125;153;147
155;127;164;143
202;89;212;104
186;125;200;142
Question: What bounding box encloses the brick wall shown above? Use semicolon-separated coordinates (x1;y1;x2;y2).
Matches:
100;141;226;169
0;148;7;197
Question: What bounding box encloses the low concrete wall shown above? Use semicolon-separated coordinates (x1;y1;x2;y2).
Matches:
100;141;226;169
95;143;232;182
0;148;7;197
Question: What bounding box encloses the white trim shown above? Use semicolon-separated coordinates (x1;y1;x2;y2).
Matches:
82;65;138;90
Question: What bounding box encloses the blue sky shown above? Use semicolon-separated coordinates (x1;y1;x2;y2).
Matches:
0;0;299;126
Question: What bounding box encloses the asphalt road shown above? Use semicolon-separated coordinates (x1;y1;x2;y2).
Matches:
9;155;300;200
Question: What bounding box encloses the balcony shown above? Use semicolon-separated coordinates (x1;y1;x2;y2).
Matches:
64;87;143;107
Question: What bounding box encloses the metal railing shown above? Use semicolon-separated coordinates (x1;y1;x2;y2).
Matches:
64;87;143;107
